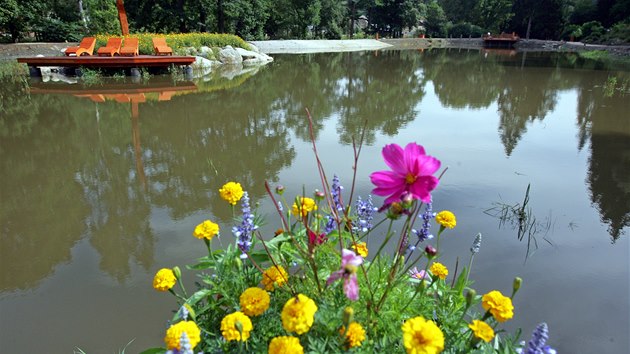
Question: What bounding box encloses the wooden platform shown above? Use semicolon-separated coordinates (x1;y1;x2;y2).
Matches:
483;33;520;48
17;55;196;68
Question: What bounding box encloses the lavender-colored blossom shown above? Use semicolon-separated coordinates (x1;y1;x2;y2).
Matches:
517;323;556;354
408;267;430;280
413;203;435;243
470;233;482;254
354;195;377;232
324;174;344;234
165;332;194;354
232;192;258;259
178;305;189;321
331;174;344;211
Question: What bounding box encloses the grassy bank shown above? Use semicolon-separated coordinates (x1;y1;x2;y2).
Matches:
94;33;251;55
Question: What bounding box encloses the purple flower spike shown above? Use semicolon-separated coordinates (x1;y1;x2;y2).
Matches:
354;195;377;233
232;191;258;259
521;322;556;354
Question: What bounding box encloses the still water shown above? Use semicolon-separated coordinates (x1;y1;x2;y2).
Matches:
0;49;628;353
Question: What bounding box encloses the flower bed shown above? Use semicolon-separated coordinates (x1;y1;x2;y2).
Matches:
143;117;555;354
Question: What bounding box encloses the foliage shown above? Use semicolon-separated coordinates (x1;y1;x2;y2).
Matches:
448;22;485;38
425;1;449;38
144;117;551;353
93;32;250;56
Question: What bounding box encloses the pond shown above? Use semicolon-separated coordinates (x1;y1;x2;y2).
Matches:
0;49;628;353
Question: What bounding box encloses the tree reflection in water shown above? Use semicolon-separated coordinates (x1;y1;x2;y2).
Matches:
1;50;629;293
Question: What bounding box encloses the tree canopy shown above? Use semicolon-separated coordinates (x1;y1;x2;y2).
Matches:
1;0;628;43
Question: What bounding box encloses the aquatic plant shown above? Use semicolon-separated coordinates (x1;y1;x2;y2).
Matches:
143;113;551;353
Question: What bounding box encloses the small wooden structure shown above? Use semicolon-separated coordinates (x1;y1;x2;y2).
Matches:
17;55;196;77
483;32;520;48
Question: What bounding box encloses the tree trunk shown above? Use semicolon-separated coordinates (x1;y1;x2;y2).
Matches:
217;0;225;33
525;15;532;39
78;0;89;29
348;0;355;38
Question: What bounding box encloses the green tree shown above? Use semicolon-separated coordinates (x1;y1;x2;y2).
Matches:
266;0;322;38
425;0;448;37
511;0;566;39
83;0;120;34
474;0;514;33
0;0;46;42
316;0;345;38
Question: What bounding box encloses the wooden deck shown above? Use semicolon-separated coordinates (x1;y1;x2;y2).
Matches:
483;33;520;48
17;55;195;68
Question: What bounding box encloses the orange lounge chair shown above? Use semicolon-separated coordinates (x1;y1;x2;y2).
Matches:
152;37;173;55
65;37;96;56
97;38;123;56
120;37;139;56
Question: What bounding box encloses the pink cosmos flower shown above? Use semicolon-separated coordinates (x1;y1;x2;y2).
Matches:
326;249;363;301
370;143;441;205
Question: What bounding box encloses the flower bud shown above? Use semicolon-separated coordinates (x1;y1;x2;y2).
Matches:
466;289;477;307
314;189;325;200
172;266;181;280
275;185;285;195
417;279;428;292
342;306;354;327
512;277;522;297
425;245;437;258
386;202;404;220
401;191;414;208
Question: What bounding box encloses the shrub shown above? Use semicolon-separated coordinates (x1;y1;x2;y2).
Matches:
94;32;250;55
143;115;554;354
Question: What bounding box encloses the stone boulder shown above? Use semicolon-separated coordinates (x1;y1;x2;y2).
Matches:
235;47;274;66
218;46;243;65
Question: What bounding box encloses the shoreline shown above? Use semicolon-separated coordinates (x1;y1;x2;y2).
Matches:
2;38;629;59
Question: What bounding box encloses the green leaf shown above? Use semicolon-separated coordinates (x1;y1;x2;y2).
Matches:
186;288;212;306
454;266;469;294
187;260;215;270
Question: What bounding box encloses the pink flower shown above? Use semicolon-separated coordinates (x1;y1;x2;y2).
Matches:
370;143;441;205
409;267;430;280
307;229;327;247
326;249;363;301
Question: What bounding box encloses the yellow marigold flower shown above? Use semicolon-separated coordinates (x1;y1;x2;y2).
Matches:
261;265;288;291
401;316;445;354
430;262;449;280
468;320;495;342
268;336;304;354
345;322;366;348
291;197;318;217
193;220;219;240
281;294;318;334
219;181;244;205
153;268;177;291
482;290;514;322
351;242;368;258
164;320;201;350
435;210;456;229
220;311;253;342
239;287;270;317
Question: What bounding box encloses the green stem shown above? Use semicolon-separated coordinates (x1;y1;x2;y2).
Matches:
367;220;394;273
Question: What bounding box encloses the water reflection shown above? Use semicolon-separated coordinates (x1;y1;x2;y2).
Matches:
0;50;629;352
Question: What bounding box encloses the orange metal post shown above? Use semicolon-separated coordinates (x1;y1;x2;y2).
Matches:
116;0;129;35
